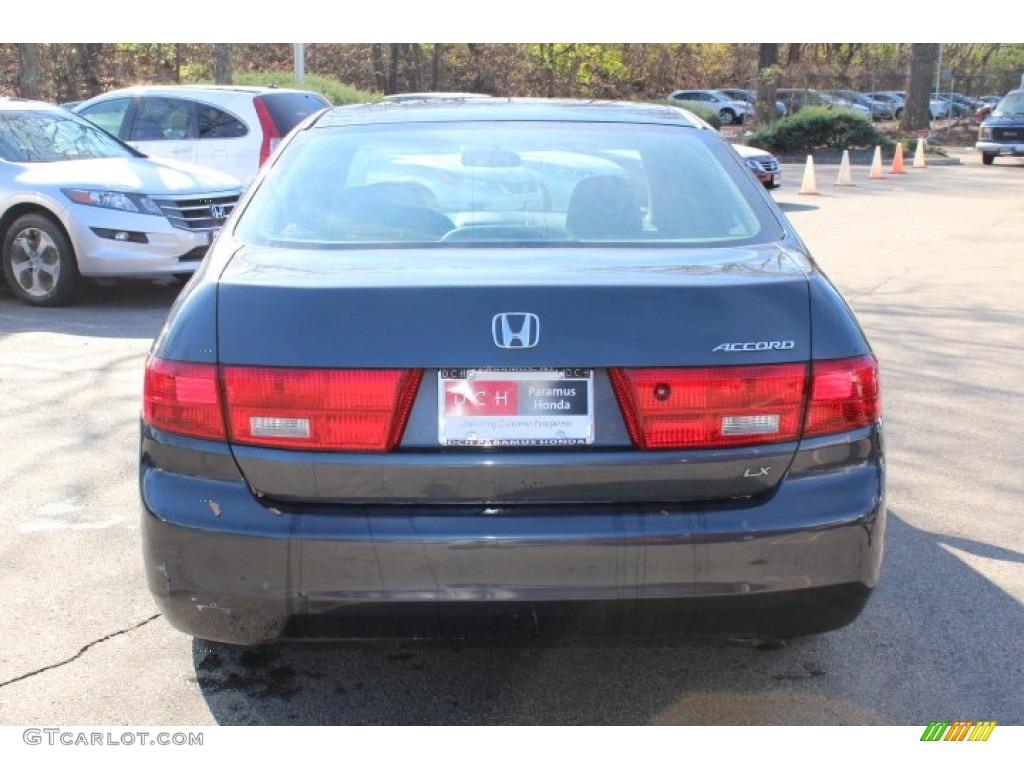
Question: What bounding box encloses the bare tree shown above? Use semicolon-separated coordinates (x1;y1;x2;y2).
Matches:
755;43;780;126
18;44;43;100
901;43;939;133
214;44;233;85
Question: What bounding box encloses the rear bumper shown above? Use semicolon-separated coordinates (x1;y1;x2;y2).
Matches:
141;428;885;645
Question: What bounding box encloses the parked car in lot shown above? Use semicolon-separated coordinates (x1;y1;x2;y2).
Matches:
976;89;1024;165
818;92;872;118
866;92;905;119
775;88;833;114
667;89;753;125
0;99;242;306
73;85;330;185
141;98;884;645
886;91;950;119
933;92;978;118
973;95;1002;121
717;88;786;117
828;90;895;121
733;143;781;189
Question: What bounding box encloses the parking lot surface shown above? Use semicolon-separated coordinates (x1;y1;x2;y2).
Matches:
0;150;1021;725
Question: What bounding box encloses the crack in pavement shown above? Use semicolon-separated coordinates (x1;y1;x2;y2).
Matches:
0;614;161;689
845;269;910;305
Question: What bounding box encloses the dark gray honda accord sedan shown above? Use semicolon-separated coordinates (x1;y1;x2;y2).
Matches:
140;98;884;645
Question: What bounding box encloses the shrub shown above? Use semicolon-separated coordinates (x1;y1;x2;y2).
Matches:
186;70;380;105
748;106;887;153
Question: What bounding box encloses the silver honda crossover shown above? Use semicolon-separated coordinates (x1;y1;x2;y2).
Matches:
0;98;242;306
141;98;884;645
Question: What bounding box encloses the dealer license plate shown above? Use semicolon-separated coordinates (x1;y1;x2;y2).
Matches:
438;368;594;446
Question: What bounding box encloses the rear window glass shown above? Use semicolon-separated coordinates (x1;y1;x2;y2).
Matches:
197;104;247;139
235;121;775;248
258;92;331;135
130;97;193;141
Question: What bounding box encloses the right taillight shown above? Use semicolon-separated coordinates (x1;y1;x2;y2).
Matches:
253;96;281;166
804;355;880;437
609;364;808;450
610;355;880;450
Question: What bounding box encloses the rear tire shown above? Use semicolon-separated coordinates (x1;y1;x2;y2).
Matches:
719;109;736;125
2;213;80;307
982;152;996;166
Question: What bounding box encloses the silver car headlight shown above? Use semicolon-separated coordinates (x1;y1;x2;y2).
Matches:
745;158;765;173
62;189;163;215
978;126;993;140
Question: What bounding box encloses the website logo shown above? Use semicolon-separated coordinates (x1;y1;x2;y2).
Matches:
920;721;996;742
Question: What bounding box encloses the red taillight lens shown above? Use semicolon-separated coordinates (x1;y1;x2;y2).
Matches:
610;364;808;450
222;367;423;452
143;358;226;441
804;356;880;437
253;96;281;166
610;356;880;450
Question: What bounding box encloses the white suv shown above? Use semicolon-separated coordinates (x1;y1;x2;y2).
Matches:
73;85;330;185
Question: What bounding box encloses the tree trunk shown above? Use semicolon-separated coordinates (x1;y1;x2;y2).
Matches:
18;44;43;101
755;43;780;126
466;44;487;94
214;44;233;85
408;43;423;92
430;43;445;90
79;43;102;97
388;43;401;93
901;43;939;133
371;44;387;92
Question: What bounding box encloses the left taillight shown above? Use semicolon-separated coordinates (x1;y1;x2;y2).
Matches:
143;359;424;452
143;358;226;441
222;367;423;452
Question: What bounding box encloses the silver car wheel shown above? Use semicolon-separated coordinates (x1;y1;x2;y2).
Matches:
3;213;80;307
9;227;62;298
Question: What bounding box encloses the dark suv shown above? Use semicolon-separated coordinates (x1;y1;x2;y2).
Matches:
976;90;1024;165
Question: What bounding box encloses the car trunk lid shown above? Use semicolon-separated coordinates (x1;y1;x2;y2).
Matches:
214;243;815;504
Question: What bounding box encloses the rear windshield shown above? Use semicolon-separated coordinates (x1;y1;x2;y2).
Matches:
258;92;331;135
235;120;777;248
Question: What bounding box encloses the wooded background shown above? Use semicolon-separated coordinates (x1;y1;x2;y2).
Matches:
4;43;1023;105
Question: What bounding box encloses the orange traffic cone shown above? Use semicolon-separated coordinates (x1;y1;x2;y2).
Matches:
798;155;818;195
891;142;906;174
868;146;885;180
835;150;855;186
913;138;927;168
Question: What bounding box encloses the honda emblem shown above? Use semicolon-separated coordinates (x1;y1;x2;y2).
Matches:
492;313;540;349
